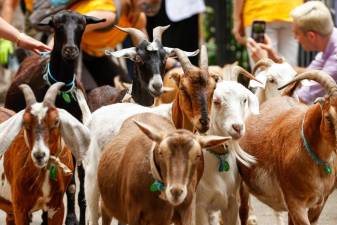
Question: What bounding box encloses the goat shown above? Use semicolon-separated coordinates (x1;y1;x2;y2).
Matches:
239;70;337;225
105;25;198;106
4;10;104;225
158;62;254;105
85;45;217;224
0;82;91;225
97;112;230;225
195;80;259;225
248;58;297;104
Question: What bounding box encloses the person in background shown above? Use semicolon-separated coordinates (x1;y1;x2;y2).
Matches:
232;0;303;67
0;16;51;62
247;1;337;104
146;0;205;66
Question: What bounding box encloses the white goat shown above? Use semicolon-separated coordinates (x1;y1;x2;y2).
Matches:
195;81;259;225
249;58;297;104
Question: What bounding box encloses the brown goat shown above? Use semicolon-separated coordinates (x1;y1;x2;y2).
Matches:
239;71;337;225
97;112;230;225
0;83;91;225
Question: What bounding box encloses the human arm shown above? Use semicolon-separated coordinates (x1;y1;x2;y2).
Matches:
246;35;282;63
232;0;246;44
0;17;51;54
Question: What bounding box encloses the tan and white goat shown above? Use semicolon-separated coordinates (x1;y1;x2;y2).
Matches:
97;112;230;225
0;83;91;225
239;71;337;225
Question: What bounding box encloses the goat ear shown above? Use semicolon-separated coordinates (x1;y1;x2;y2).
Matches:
169;72;181;85
133;120;163;143
164;47;200;58
58;109;91;162
197;135;231;149
84;15;106;25
105;48;137;60
245;89;259;115
38;16;53;27
0;110;24;155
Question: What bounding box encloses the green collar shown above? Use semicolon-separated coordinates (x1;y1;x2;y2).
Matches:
301;113;332;174
208;145;230;172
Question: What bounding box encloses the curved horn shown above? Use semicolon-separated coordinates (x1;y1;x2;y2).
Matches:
114;25;149;45
278;70;337;96
153;25;170;42
252;58;274;75
43;82;65;106
19;84;37;106
232;66;262;83
174;48;194;73
200;45;208;71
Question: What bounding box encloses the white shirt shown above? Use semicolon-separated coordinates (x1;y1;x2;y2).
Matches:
165;0;205;22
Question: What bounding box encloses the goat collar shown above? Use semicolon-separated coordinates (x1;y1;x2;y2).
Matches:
149;142;165;192
44;62;76;94
207;144;230;172
301;113;332;174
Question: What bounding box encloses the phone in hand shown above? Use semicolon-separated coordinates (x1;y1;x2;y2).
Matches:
251;20;266;43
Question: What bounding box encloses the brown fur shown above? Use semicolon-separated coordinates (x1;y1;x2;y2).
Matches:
0;106;74;225
171;67;216;133
239;95;337;225
97;113;205;225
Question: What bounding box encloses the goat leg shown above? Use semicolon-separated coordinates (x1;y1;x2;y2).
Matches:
78;164;86;225
65;171;79;225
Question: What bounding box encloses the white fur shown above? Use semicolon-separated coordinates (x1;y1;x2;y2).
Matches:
249;61;297;104
31;133;50;168
195;80;258;225
0;156;11;201
31;103;48;123
148;74;163;94
75;88;92;125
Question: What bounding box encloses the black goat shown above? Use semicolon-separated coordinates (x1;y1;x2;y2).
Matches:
105;25;198;106
4;10;105;225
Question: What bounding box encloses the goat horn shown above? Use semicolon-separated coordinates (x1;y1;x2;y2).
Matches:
43;82;65;106
173;48;194;73
114;25;149;45
152;25;170;42
232;66;262;83
278;70;337;96
19;84;37;106
200;45;208;71
252;58;274;75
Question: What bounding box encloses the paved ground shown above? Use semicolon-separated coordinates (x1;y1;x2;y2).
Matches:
0;190;336;224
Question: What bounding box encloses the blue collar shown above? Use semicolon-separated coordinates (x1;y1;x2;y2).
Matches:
301;113;332;174
45;62;75;93
208;145;230;172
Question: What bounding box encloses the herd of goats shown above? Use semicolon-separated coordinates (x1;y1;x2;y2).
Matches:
0;10;335;225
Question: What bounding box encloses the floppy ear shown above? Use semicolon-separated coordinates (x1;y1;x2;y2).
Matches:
197;135;231;149
133;120;163;143
38;16;53;27
0;110;24;155
245;89;259;115
105;48;138;61
58;109;91;162
84;15;106;25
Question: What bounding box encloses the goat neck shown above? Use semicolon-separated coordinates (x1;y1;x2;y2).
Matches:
303;98;337;163
48;45;77;92
171;95;194;131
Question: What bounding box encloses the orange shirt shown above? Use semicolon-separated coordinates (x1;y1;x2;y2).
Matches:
24;0;34;12
243;0;304;27
70;0;143;57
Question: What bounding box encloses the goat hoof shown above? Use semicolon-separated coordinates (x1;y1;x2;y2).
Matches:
65;214;79;225
247;215;258;225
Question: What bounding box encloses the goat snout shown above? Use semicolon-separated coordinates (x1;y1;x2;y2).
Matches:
33;151;46;161
231;123;244;139
152;82;163;93
198;118;210;133
166;185;187;206
62;45;79;60
32;151;48;167
170;187;183;198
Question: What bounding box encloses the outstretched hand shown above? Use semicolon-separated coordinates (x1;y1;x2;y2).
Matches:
246;34;280;63
17;33;52;54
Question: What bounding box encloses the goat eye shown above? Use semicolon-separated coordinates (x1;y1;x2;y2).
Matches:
243;98;247;104
269;78;275;83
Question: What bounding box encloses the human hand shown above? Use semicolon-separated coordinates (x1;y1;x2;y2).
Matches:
246;37;268;63
16;33;52;54
0;39;14;65
232;19;246;45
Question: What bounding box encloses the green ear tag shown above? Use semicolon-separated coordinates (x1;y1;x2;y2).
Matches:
324;165;332;174
62;92;71;103
49;164;58;181
150;180;165;192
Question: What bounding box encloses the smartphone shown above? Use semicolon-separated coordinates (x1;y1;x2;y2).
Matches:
251;20;266;43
